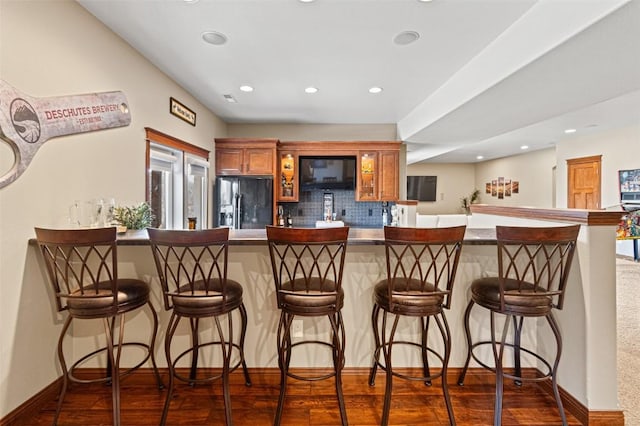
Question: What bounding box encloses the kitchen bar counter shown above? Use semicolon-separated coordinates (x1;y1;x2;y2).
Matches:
116;227;497;245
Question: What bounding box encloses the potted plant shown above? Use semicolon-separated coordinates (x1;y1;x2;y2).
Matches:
461;189;480;215
113;202;154;230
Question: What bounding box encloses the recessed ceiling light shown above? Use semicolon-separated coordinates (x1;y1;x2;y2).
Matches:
202;31;227;46
393;31;420;46
223;94;237;103
521;145;529;150
305;87;318;94
183;0;199;3
476;155;484;160
369;87;383;94
564;128;577;134
418;0;433;2
299;0;315;2
239;85;254;92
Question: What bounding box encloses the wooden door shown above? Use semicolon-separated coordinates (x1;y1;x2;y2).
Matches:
567;155;601;209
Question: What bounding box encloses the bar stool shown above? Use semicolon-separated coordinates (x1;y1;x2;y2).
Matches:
266;225;350;426
34;227;162;426
368;225;466;426
147;227;251;426
457;225;580;425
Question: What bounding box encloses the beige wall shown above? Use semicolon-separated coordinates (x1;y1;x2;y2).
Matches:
406;163;476;214
474;148;557;208
556;124;640;209
0;0;226;417
227;123;397;141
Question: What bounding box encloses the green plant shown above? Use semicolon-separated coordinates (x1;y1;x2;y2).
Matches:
113;202;154;230
461;189;480;213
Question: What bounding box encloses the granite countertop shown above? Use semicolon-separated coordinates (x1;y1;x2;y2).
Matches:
116;227;496;246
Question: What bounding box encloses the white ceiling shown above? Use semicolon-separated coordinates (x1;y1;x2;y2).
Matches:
77;0;640;164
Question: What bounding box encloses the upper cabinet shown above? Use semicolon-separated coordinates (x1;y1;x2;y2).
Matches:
356;148;399;201
214;138;277;176
378;150;399;201
357;151;378;201
278;151;299;202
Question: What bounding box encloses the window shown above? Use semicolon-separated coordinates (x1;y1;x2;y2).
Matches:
145;128;210;229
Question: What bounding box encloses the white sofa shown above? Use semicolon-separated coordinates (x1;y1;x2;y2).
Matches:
416;213;468;228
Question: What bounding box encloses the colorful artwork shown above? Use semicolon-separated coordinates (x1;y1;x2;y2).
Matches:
486;177;519;199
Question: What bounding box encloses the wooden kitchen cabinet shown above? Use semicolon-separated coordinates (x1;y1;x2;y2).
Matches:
356;149;399;201
214;138;277;176
378;150;399;201
277;151;299;202
357;151;378;201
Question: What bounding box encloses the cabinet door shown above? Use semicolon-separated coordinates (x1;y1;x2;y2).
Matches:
245;148;274;175
379;150;399;201
278;152;298;202
216;148;244;175
357;151;378;201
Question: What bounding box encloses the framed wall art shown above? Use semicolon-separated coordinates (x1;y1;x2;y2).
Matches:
170;97;196;126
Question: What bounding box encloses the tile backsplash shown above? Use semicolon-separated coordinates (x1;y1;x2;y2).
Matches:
279;189;390;228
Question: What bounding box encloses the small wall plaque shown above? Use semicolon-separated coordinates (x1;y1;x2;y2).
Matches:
170;97;196;126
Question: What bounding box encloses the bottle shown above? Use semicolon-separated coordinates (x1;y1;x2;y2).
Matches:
382;208;388;226
286;210;293;227
277;206;285;226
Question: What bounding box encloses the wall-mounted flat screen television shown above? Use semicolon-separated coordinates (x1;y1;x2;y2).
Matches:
407;176;437;201
299;156;356;191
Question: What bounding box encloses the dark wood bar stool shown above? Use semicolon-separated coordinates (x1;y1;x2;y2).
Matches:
368;225;466;426
34;227;163;426
148;227;252;426
266;225;350;426
457;225;580;426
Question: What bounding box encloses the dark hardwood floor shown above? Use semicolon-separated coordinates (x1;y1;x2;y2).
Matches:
23;369;580;425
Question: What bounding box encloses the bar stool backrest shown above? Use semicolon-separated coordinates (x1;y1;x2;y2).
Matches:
147;227;231;311
495;225;580;311
383;225;466;310
35;227;119;314
266;226;349;308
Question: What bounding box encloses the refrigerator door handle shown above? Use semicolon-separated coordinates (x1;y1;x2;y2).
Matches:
234;192;242;229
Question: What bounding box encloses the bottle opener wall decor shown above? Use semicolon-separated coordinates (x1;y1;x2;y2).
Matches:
0;79;132;189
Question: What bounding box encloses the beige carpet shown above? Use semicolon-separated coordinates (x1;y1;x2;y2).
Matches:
617;257;640;426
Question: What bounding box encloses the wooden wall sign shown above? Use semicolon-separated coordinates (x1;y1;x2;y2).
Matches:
170;97;196;126
0;79;132;189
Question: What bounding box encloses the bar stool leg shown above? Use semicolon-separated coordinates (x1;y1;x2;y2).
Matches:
547;312;568;426
147;301;164;389
329;312;348;426
421;316;432;386
274;312;293;426
160;312;180;426
368;304;382;386
492;312;511;426
189;318;199;385
381;313;400;426
214;314;234;426
435;312;456;425
239;303;252;386
457;300;475;386
108;315;125;426
512;316;524;386
53;316;73;425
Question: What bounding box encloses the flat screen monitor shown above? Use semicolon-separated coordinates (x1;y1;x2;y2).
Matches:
407;176;437;201
299;156;356;191
619;168;640;203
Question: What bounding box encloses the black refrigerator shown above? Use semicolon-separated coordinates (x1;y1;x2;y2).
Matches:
214;176;273;229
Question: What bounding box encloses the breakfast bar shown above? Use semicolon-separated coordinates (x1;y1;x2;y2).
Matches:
94;205;623;424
